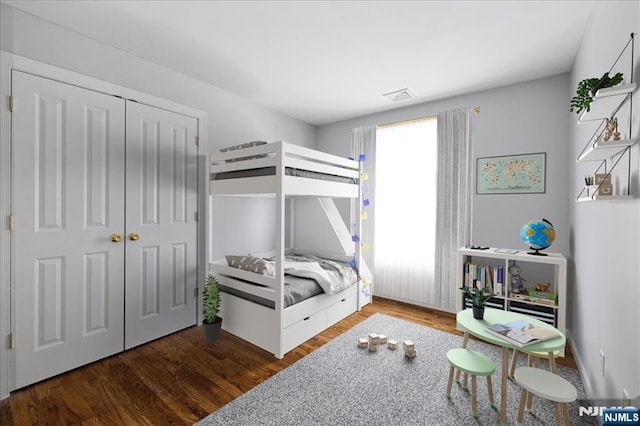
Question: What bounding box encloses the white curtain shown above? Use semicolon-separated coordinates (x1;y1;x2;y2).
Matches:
350;126;376;297
374;118;438;305
434;107;474;312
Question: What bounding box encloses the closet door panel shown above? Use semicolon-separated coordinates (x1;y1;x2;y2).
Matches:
12;71;125;390
141;118;160;225
140;245;160;317
125;102;197;349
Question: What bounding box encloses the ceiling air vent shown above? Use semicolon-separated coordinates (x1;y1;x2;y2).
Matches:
383;88;414;102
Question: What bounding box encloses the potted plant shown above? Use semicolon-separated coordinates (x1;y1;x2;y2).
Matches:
461;285;494;320
570;72;624;114
203;274;223;342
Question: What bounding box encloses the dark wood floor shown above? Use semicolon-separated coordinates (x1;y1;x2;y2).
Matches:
0;297;576;425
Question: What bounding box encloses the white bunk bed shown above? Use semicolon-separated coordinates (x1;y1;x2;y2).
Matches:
208;141;371;359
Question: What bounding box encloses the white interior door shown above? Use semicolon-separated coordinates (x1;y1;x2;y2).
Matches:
12;71;126;389
124;102;198;349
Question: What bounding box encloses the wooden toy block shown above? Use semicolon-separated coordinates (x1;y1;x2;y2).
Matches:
368;333;380;345
387;339;398;350
405;349;417;359
378;334;387;344
594;173;612;184
358;337;368;348
403;340;415;351
587;184;613;197
368;343;379;352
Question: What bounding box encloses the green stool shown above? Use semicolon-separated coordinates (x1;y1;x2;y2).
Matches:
446;348;496;417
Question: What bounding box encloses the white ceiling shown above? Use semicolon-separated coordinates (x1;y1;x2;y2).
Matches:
4;0;594;125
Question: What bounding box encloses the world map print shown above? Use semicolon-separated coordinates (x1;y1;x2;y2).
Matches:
477;153;546;194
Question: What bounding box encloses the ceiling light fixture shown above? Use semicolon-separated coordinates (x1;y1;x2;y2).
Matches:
383;88;414;102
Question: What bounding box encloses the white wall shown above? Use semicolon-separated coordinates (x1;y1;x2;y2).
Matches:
569;1;640;405
318;74;571;257
318;75;570;317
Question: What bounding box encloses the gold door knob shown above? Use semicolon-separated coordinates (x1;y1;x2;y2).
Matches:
128;232;140;241
110;233;122;243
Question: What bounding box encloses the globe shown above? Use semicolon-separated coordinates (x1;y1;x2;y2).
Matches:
520;219;555;256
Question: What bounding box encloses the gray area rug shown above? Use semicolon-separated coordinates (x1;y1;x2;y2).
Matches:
197;313;596;425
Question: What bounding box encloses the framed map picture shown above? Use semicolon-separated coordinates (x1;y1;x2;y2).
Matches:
476;152;546;194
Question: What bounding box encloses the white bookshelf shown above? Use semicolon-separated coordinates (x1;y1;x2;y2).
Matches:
457;247;567;336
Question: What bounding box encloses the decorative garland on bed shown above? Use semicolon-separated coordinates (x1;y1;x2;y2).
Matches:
348;153;372;298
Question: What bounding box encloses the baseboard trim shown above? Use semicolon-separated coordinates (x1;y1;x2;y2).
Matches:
564;328;594;403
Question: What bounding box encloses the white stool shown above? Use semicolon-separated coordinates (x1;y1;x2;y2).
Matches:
510;348;562;411
514;367;577;425
445;348;496;418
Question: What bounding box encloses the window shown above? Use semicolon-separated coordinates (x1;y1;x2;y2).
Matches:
374;117;438;305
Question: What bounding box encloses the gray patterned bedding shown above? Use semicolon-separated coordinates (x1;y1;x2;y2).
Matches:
219;254;358;309
212;166;357;184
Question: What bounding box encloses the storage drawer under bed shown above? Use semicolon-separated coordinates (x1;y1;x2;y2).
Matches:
327;293;357;327
283;309;327;351
283;292;357;351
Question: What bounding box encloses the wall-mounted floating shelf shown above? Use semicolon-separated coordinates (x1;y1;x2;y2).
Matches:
576;194;632;202
575;33;636;203
577;137;637;162
578;83;636;122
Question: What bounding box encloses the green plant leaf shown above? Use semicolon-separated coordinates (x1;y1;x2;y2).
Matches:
570;72;624;114
203;274;221;324
460;285;494;308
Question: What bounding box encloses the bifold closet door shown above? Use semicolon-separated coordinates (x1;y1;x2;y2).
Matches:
12;71;126;389
124;102;198;349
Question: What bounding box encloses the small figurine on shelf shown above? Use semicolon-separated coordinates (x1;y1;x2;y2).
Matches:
509;264;526;294
603;118;616;141
613;118;621;140
535;282;551;292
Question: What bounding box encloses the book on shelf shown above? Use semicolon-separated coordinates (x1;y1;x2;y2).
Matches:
494;248;519;254
510;292;557;306
493;266;503;296
486;320;560;348
476;264;493;291
463;262;496;293
528;290;556;300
